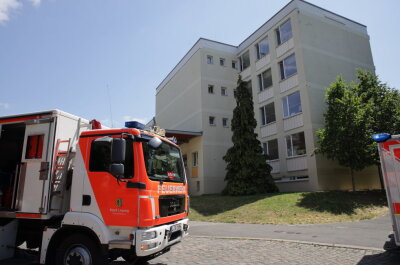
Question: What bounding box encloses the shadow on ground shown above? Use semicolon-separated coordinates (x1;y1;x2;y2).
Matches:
189;193;279;216
297;190;387;215
358;249;400;265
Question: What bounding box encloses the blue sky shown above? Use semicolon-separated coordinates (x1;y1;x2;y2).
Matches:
0;0;398;127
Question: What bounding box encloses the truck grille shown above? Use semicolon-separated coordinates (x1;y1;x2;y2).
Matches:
159;195;185;217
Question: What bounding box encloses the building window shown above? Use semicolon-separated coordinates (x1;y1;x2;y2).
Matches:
221;87;227;96
222;118;228;127
262;139;279;160
282;91;302;118
208;85;214;94
192;152;198;167
239;50;250;71
279;54;297;80
255;36;269;60
207;55;213;64
276;19;293;45
260;102;276;126
286;132;306;157
258;68;272;92
26;135;44;159
220;58;225;66
232;60;237;69
209;116;215;126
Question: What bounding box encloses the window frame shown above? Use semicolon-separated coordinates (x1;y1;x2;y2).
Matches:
276;19;293;46
89;137;134;179
208;85;214;94
25;134;44;159
231;60;237;69
221;87;227;96
222;118;228;128
286;132;306;158
260;102;276;126
255;36;270;60
279;53;297;80
258;68;273;92
192;152;198;167
239;50;250;71
219;58;225;66
207;55;213;64
209;116;216;126
262;139;279;161
282;91;302;118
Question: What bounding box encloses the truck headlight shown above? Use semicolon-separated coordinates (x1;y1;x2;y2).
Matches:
141;231;157;240
141;242;157;250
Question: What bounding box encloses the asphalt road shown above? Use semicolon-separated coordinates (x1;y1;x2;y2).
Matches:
189;214;393;249
1;215;398;265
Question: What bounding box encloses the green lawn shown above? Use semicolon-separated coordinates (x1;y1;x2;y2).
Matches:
189;191;388;224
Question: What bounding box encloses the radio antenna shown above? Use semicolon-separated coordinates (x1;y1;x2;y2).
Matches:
107;84;114;128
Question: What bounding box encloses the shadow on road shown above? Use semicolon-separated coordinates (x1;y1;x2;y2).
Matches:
358;233;400;264
357;249;400;265
297;190;387;215
189;193;279;216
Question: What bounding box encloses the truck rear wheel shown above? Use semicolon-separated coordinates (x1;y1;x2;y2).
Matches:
55;234;106;265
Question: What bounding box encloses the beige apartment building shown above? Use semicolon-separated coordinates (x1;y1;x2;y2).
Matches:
152;0;379;195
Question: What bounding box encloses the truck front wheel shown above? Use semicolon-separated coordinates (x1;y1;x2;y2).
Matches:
55;234;106;265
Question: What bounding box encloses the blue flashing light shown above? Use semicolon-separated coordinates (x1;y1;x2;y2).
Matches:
125;121;145;130
372;133;391;143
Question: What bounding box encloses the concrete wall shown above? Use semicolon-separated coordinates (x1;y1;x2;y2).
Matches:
199;48;238;194
297;10;378;190
155;50;202;132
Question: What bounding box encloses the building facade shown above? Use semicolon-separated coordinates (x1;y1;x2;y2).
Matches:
153;0;379;195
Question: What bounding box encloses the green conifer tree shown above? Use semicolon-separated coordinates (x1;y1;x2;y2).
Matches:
223;75;278;195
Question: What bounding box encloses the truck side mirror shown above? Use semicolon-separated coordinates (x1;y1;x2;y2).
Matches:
112;138;126;163
149;137;162;149
110;163;124;177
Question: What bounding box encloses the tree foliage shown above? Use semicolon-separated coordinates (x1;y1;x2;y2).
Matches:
317;70;400;191
223;75;278;195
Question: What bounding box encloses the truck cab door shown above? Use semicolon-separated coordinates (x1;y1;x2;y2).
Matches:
17;120;54;213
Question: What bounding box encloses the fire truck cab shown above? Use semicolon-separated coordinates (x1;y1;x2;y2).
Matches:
0;110;189;264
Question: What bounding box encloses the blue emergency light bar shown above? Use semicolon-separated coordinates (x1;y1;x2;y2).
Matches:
125;121;145;130
372;133;391;143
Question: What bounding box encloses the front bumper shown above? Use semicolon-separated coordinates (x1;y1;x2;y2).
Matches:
135;218;189;257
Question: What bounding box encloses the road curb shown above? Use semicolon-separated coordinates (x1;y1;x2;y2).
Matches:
190;235;384;252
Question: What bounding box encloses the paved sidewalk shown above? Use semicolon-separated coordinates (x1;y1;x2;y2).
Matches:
189;214;392;249
145;236;399;265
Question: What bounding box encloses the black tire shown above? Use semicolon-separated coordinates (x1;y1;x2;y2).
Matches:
55;234;106;265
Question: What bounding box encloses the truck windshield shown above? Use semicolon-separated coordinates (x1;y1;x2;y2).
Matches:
142;140;185;183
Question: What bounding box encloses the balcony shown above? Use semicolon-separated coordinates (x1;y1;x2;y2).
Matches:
240;67;251;80
258;87;273;103
255;54;271;72
260;122;277;138
276;38;294;58
280;74;298;93
283;113;304;131
287;155;307;171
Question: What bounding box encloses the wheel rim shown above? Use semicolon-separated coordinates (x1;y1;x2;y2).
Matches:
64;245;92;265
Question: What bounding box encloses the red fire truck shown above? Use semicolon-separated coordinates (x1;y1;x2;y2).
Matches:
373;133;400;247
0;110;189;264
